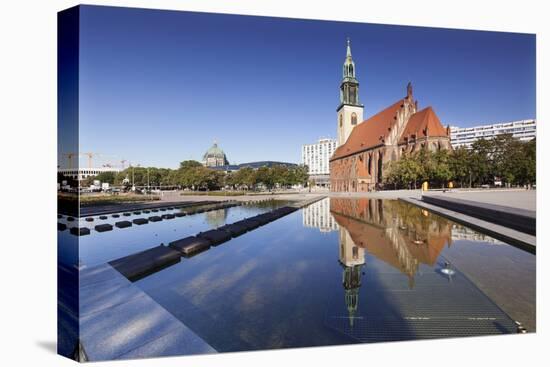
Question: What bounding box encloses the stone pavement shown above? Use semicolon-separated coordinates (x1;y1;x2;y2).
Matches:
79;263;215;361
424;189;536;211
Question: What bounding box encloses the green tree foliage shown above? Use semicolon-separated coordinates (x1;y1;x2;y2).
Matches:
384;135;536;189
78;161;313;192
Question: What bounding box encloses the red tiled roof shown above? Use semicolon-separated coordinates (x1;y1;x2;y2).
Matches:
399;106;448;144
331;101;449;161
331;99;405;161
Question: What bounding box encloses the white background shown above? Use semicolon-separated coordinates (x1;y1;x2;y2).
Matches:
0;0;547;366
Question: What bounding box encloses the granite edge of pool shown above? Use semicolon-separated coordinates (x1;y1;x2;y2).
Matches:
78;263;217;361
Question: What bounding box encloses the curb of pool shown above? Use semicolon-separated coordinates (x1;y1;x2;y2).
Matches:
399;197;536;254
79;263;216;361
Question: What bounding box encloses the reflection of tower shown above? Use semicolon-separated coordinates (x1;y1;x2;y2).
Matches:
205;208;228;228
339;227;365;328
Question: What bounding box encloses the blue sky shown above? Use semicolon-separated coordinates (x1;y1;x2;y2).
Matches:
77;5;536;168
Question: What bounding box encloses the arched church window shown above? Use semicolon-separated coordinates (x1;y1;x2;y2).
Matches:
339;114;343;127
351;112;357;125
349;64;354;76
352;246;359;259
367;155;372;175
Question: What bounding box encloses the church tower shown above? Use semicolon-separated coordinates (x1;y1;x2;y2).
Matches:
337;38;364;147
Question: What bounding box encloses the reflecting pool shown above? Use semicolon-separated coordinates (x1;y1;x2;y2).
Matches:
127;198;535;351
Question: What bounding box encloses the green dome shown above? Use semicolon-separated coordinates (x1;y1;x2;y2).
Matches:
203;143;225;159
203;142;229;166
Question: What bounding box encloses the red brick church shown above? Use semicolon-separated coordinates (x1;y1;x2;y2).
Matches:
330;40;452;192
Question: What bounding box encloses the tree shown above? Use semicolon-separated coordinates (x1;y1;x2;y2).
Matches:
179;160;202;170
469;138;493;185
256;167;274;190
449;147;471;187
293;165;310;186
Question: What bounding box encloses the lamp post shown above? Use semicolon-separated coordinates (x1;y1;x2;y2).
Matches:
130;163;135;192
147;167;150;199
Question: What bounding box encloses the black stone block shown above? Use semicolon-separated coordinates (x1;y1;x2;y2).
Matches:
67;217;75;222
197;229;231;246
132;218;149;225
218;223;248;237
95;223;113;232
148;216;162;222
175;212;186;217
70;227;90;236
109;245;181;281
169;236;210;256
234;219;260;231
114;221;132;229
58;223;67;231
99;215;108;220
112;214;120;218
161;213;175;219
123;212;131;216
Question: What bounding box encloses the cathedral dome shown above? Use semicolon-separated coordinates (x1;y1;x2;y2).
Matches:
202;142;229;167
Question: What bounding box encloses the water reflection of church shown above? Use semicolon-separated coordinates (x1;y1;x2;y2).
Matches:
333;198;454;328
325;198;518;341
333;198;453;286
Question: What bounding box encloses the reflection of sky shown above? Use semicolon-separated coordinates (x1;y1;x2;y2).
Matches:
132;200;534;350
60;205;281;267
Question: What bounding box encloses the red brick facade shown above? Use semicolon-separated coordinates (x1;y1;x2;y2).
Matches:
330;84;452;192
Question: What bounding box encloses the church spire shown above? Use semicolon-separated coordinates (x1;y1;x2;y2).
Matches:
343;38;356;79
336;37;364;147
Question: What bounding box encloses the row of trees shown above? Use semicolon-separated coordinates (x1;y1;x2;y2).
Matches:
86;160;310;191
385;135;536;189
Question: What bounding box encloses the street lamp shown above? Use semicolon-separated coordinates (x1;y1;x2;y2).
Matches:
147;167;150;199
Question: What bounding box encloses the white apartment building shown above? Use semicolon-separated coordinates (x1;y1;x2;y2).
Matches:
302;138;337;175
58;167;121;181
450;119;536;148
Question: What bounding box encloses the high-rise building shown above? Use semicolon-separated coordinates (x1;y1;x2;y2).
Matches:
449;120;536;149
301;138;337;187
301;138;337;175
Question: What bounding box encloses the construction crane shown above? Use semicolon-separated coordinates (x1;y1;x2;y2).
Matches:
81;152;99;169
61;153;78;170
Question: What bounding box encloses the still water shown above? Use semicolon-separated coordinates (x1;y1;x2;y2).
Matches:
123;198;536;351
58;200;290;267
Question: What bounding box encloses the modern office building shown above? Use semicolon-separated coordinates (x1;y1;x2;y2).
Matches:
449;119;536;148
301;138;337;187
